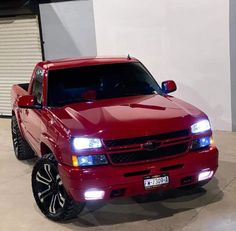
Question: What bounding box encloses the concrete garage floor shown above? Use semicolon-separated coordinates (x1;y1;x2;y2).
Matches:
0;118;236;231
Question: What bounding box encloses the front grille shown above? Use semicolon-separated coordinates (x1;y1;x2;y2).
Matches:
109;142;189;164
104;129;189;148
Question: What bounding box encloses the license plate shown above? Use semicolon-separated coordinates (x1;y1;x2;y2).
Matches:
144;174;169;189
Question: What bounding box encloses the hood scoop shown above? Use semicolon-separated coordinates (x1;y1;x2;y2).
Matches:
122;103;166;111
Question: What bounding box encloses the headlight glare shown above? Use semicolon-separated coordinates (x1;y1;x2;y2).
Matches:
191;120;211;134
72;137;102;150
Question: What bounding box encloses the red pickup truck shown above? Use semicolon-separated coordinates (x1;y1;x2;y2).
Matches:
11;57;218;221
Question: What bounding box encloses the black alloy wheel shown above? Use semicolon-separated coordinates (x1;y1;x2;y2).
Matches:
32;154;85;221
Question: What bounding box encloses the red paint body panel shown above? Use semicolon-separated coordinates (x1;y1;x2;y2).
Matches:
59;146;218;202
11;57;219;202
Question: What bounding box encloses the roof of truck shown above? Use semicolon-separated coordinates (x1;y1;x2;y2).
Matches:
37;56;139;70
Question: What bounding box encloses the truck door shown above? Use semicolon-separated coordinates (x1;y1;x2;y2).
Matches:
23;68;43;154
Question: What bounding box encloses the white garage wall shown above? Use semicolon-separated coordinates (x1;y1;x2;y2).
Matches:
39;0;97;60
93;0;232;131
230;0;236;131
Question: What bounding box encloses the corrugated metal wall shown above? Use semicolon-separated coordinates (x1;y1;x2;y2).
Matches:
0;16;42;116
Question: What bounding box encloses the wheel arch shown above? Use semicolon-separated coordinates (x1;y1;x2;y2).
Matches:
40;141;63;163
11;109;24;138
40;142;53;156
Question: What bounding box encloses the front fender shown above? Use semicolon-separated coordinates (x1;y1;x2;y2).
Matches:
40;133;63;163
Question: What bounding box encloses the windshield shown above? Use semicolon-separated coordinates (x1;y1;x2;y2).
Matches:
47;62;162;107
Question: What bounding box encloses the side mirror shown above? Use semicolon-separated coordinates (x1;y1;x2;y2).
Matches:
161;80;177;94
17;95;41;109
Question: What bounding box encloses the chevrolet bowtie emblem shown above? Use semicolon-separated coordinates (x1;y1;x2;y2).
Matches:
143;141;161;151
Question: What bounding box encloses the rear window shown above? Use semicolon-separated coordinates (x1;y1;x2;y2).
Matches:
47;62;162;107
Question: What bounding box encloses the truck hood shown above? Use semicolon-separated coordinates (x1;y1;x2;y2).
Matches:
50;94;207;140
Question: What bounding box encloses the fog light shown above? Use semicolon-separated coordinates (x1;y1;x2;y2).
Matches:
198;170;213;181
84;189;105;200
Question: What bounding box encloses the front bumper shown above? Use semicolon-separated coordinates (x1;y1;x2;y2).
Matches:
58;146;218;202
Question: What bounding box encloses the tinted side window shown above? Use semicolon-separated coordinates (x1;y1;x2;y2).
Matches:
32;68;43;105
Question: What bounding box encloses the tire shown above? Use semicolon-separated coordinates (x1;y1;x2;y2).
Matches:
32;153;85;221
11;115;35;160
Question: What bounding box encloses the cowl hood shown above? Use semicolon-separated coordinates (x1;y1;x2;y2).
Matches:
50;94;207;140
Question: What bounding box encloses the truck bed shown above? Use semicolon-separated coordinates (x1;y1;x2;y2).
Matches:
18;83;29;92
11;83;29;112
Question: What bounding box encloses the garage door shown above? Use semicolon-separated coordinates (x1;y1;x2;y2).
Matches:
0;16;42;116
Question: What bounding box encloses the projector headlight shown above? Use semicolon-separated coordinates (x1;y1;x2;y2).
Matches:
191;119;211;134
72;154;108;167
72;137;102;151
191;136;211;150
